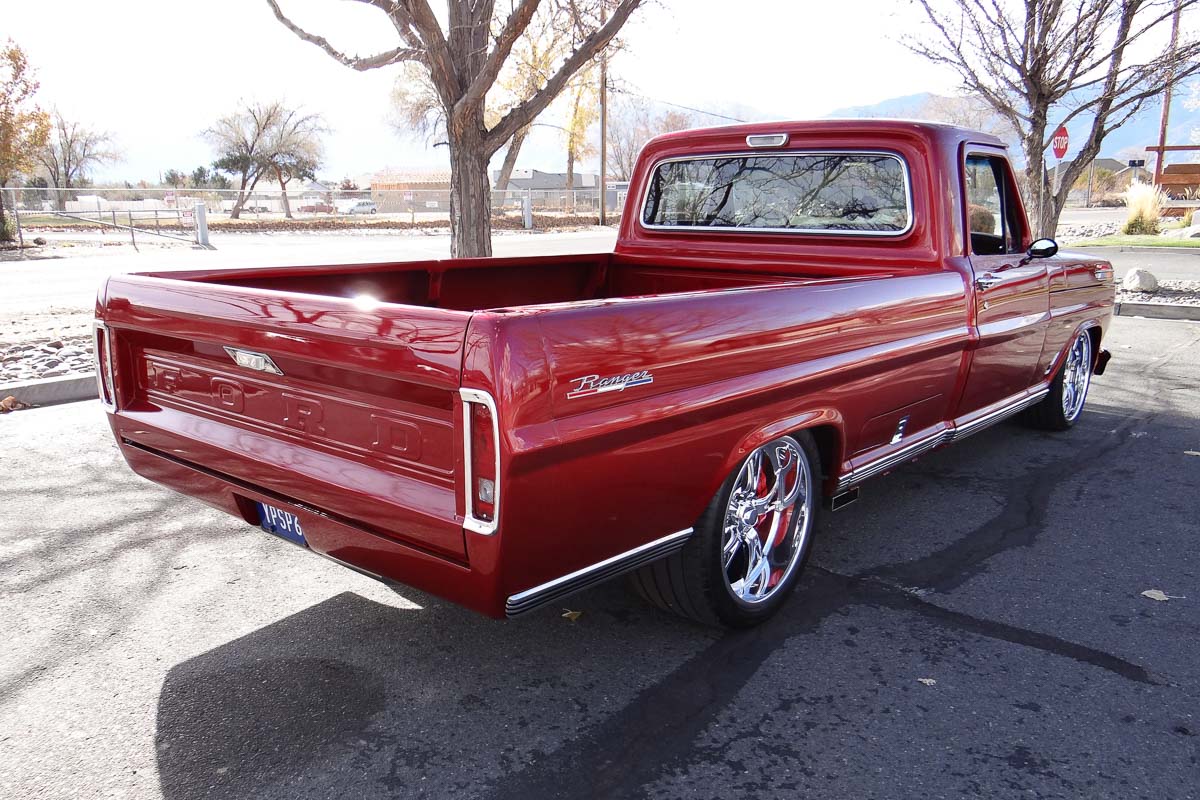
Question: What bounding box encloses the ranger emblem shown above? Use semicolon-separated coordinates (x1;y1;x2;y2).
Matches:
567;370;654;399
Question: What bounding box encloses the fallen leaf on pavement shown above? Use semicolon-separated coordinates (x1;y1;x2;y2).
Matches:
917;678;937;686
561;609;582;621
1;396;28;413
1141;589;1183;602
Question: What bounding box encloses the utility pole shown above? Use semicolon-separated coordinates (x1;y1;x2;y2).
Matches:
598;2;609;227
1152;0;1184;188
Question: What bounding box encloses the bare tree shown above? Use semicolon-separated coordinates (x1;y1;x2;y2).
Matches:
206;101;286;219
267;0;644;257
261;108;327;218
908;0;1200;237
0;40;50;240
37;109;119;210
608;97;692;181
915;94;1016;140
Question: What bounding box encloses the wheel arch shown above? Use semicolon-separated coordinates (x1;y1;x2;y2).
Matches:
1048;319;1105;378
718;409;845;499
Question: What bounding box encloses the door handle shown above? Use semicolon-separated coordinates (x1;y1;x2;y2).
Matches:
974;273;1003;292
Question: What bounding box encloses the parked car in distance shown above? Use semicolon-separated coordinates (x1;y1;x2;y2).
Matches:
299;200;335;214
338;199;377;215
241;203;270;214
95;119;1114;628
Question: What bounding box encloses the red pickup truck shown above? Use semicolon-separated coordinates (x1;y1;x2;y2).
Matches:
95;120;1113;627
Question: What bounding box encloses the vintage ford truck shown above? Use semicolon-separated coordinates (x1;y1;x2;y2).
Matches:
95;120;1113;627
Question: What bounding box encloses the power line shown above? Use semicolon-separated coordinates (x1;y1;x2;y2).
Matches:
608;87;747;123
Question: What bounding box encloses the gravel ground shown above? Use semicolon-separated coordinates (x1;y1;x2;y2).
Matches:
1058;221;1121;241
1;308;95;384
1118;279;1200;306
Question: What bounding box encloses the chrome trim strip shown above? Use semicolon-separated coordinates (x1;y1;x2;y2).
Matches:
836;430;950;492
92;321;116;412
637;149;915;238
947;387;1048;442
835;387;1052;492
459;387;501;536
505;528;693;617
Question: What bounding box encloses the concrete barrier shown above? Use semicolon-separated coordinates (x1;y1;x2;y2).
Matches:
1;374;98;408
1115;302;1200;321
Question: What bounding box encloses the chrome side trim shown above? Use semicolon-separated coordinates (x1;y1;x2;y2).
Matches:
505;528;693;617
946;387;1048;442
92;321;116;412
460;387;501;536
638;150;915;238
835;387;1052;492
836;430;950;493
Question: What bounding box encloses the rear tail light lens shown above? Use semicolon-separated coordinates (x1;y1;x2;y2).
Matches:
459;388;500;535
93;322;116;410
471;404;496;519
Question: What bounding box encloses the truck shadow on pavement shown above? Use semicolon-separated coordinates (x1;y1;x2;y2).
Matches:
152;394;1197;799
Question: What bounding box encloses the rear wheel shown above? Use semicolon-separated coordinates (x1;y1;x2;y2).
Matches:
631;433;820;627
1024;330;1093;431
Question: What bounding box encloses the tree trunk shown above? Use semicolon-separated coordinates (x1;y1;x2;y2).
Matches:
277;169;293;219
0;185;10;243
230;175;248;220
496;126;528;194
565;148;575;214
448;126;493;259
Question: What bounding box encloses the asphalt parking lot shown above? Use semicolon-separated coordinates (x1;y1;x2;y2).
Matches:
2;315;1198;799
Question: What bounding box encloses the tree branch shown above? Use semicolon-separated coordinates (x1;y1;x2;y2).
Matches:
487;0;637;153
456;0;542;120
265;0;424;69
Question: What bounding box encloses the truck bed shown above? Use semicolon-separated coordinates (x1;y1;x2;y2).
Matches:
174;253;885;311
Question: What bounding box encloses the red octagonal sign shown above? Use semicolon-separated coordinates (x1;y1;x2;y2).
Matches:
1052;125;1069;159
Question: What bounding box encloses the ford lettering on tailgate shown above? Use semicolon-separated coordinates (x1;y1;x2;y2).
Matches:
141;352;451;476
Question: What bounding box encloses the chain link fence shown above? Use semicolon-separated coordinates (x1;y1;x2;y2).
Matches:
8;186;628;235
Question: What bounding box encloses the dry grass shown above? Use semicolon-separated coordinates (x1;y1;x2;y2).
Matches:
1122;182;1167;235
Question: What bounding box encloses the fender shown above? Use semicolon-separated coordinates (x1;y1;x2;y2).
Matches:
1045;319;1107;380
710;408;846;501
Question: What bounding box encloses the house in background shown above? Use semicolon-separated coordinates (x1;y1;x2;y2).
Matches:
371;169;453;212
493;169;622;212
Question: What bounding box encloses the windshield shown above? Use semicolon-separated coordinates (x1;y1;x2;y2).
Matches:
641;153;910;234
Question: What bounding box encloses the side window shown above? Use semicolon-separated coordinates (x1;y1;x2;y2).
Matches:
964;155;1022;256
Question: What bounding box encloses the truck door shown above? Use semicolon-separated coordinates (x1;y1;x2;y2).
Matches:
957;151;1050;416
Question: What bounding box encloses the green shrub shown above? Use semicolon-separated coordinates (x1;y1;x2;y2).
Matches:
1123;213;1159;235
0;216;15;243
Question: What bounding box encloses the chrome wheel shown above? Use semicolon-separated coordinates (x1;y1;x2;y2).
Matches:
721;436;814;604
1061;332;1093;422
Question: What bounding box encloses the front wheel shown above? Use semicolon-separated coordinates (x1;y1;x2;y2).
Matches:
1024;330;1094;430
630;433;820;627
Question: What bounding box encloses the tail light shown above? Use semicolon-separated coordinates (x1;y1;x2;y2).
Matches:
93;321;116;411
459;388;500;535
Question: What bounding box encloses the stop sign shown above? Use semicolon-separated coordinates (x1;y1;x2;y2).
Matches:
1052;125;1069;159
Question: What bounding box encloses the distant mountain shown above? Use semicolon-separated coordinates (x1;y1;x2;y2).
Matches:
826;93;939;120
825;82;1200;166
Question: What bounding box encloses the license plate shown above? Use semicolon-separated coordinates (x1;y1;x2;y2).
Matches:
256;502;307;546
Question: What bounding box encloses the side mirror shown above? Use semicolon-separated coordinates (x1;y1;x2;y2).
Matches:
1028;238;1058;259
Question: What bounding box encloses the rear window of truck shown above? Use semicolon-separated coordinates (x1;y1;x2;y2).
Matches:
641;152;911;235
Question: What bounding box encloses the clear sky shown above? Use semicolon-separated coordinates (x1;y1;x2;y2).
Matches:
3;0;960;184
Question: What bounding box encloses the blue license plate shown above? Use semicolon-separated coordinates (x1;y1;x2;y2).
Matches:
256;502;307;546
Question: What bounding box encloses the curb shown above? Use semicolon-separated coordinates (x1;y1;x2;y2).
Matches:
1;374;98;408
1115;302;1200;321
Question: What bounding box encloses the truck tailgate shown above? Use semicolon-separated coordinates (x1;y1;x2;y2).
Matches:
100;274;472;560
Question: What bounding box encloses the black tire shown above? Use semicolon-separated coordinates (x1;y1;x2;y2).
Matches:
1023;330;1094;431
630;432;821;627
